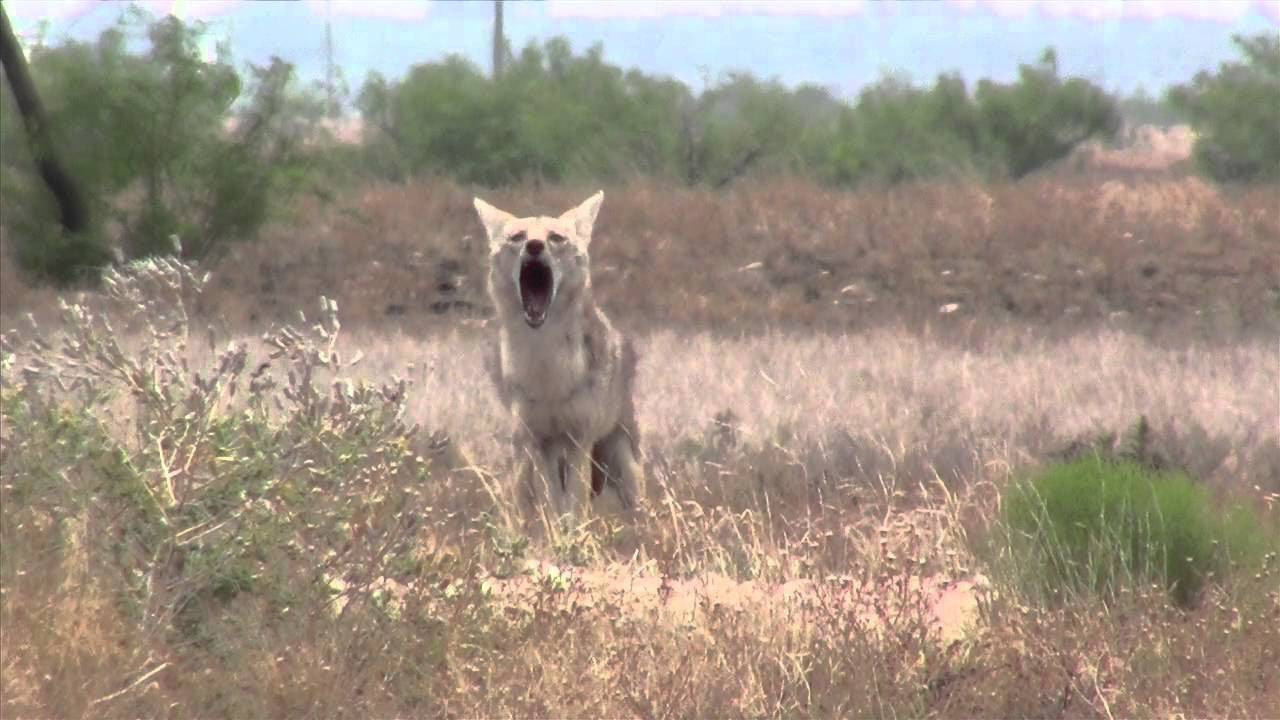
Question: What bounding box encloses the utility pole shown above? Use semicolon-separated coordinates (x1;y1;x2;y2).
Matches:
492;0;504;79
324;0;337;116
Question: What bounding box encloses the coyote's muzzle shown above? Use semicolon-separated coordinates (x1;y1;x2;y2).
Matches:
517;239;555;328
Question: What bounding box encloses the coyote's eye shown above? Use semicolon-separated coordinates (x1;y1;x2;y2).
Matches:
548;232;567;244
507;231;527;244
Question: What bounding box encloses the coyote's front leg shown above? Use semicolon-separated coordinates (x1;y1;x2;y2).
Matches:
527;435;589;522
591;425;643;511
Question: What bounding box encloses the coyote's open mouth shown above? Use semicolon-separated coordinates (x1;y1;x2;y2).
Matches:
519;257;554;327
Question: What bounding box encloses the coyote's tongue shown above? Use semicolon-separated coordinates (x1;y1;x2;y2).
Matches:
519;258;554;327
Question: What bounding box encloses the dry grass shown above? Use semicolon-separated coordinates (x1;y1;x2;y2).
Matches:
367;326;1278;498
83;174;1271;341
1;175;1278;717
3;175;1276;340
3;297;1277;717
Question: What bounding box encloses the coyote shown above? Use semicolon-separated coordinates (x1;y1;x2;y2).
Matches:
473;191;643;519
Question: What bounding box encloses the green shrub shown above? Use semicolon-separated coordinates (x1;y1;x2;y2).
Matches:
1169;33;1280;183
826;72;992;185
357;39;1114;188
358;39;696;185
0;9;329;281
0;256;438;653
998;455;1273;606
975;48;1121;179
682;73;840;186
1117;86;1187;129
824;49;1118;185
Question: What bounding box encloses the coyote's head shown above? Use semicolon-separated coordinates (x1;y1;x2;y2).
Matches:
473;192;603;329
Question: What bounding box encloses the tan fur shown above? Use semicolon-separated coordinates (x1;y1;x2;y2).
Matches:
474;192;643;520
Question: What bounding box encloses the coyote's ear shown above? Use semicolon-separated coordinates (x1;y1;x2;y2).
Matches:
560;190;604;242
473;197;516;244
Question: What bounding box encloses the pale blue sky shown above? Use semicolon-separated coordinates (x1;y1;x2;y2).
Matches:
8;1;1279;100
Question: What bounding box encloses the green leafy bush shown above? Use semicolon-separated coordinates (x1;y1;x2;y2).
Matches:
358;39;695;185
358;39;1114;188
824;52;1117;185
826;72;992;185
998;455;1273;606
682;73;840;186
1117;86;1187;128
1169;33;1280;183
975;49;1121;179
0;9;328;281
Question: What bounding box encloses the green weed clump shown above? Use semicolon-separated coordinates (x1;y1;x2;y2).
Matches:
1170;33;1280;183
998;454;1274;606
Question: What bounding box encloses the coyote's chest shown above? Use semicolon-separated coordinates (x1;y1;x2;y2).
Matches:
500;325;613;441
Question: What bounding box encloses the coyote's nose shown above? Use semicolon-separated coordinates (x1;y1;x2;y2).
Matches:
525;239;545;257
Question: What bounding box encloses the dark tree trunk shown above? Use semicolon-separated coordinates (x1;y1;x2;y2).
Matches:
0;4;90;234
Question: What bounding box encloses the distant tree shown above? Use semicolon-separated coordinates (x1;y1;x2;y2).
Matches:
685;73;840;187
827;71;990;185
353;38;1121;188
976;48;1121;178
321;1;349;118
1117;86;1187;129
359;38;691;185
492;0;505;79
1169;33;1280;183
0;8;327;281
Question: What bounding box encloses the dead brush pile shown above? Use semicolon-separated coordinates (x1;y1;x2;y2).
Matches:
3;255;1278;717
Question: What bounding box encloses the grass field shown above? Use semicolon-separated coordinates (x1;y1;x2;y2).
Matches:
2;175;1278;717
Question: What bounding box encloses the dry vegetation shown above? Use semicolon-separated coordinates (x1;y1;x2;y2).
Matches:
2;175;1278;717
202;174;1278;339
7;172;1273;341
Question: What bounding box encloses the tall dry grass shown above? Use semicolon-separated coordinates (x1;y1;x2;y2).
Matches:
357;325;1279;499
